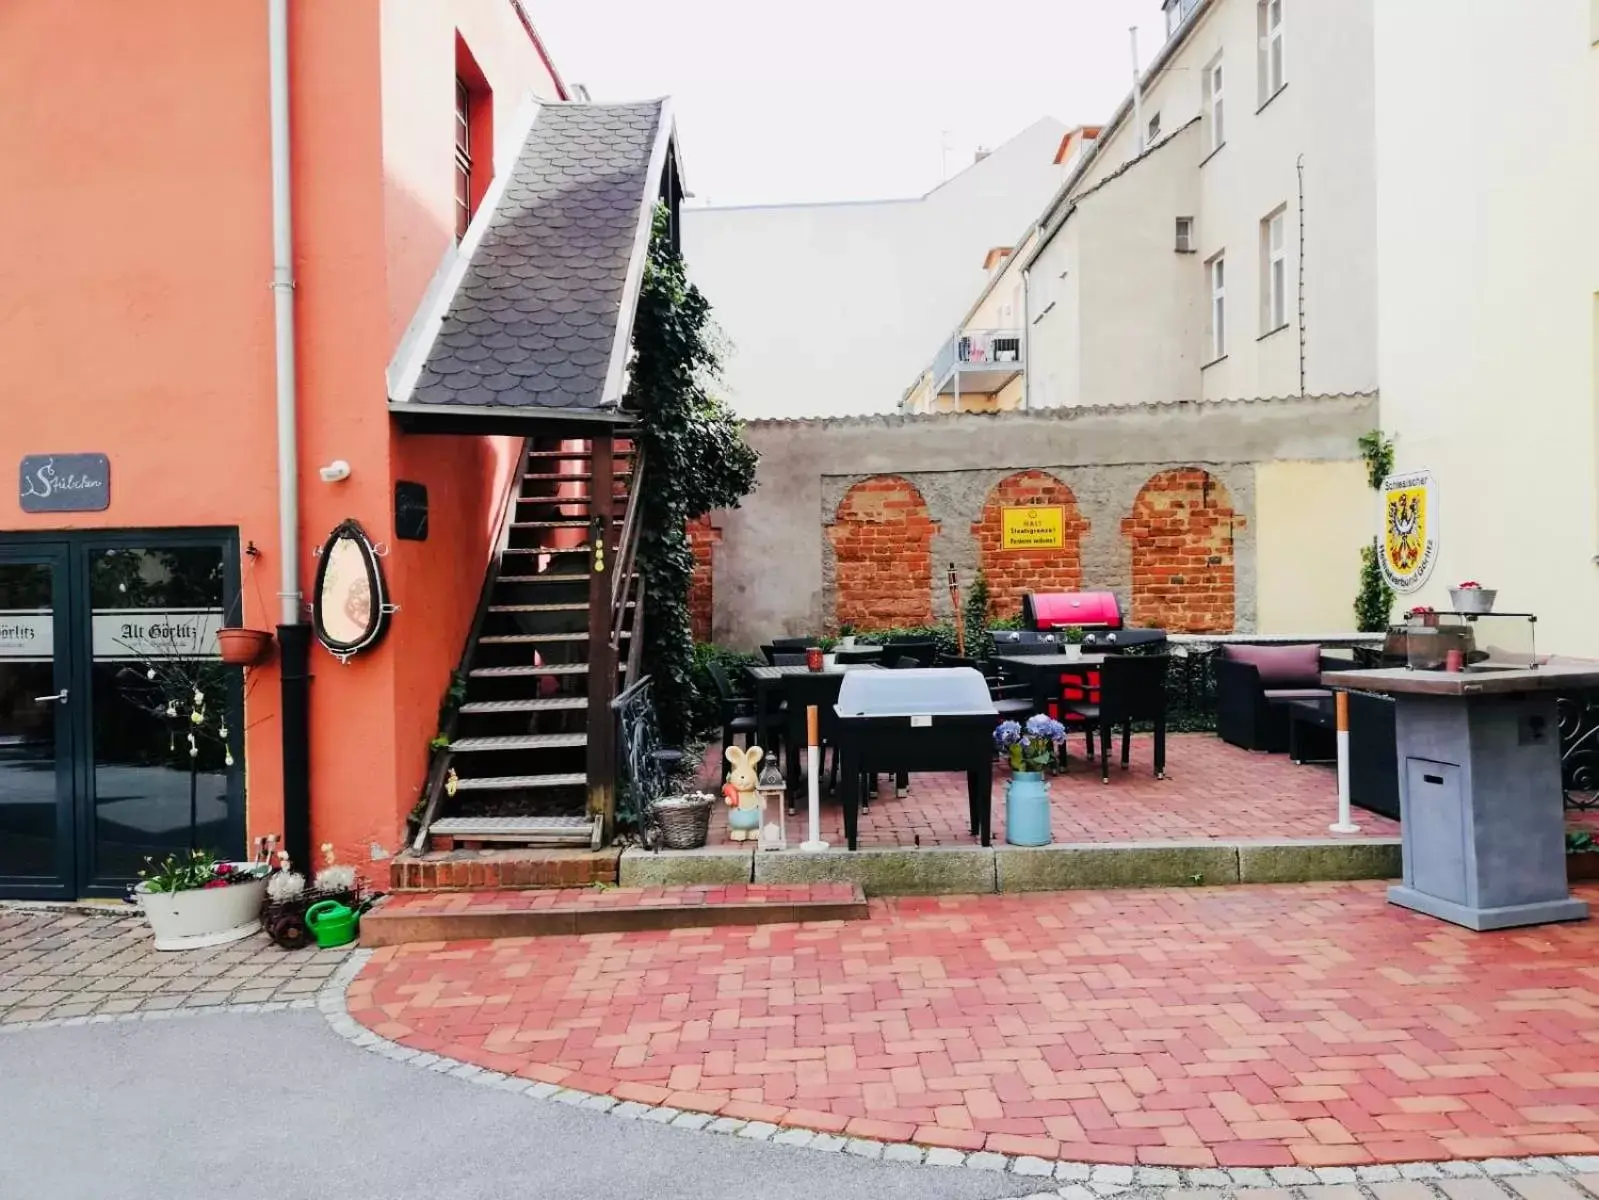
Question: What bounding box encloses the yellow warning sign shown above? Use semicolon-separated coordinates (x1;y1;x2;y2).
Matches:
1000;506;1065;550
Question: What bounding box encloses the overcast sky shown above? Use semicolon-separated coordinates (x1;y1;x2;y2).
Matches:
533;0;1168;207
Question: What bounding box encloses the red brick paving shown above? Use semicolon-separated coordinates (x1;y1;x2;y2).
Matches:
374;883;861;915
704;734;1402;849
350;881;1599;1166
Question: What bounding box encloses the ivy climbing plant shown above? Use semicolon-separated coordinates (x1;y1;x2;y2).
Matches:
628;207;759;746
1354;430;1396;632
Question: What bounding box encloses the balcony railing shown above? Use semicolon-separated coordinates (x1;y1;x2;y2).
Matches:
930;328;1025;398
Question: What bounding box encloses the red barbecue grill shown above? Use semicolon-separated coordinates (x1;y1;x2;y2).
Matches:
1021;591;1122;632
1020;592;1124;725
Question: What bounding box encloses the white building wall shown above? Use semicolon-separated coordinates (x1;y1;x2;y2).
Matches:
1374;0;1599;654
1028;0;1375;410
681;118;1069;419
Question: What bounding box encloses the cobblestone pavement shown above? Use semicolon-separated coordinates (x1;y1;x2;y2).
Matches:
0;905;351;1025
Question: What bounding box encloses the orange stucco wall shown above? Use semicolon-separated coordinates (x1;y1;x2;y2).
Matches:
0;1;563;865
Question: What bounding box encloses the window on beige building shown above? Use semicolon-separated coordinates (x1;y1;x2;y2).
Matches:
1258;0;1285;103
1260;208;1287;333
1204;55;1226;153
1207;252;1227;361
1175;217;1195;254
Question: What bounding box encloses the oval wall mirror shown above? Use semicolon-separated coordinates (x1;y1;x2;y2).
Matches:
312;519;390;662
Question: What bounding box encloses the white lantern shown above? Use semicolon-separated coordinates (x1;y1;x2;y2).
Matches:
756;760;787;851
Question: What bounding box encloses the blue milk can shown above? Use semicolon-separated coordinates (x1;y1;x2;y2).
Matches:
1005;772;1052;846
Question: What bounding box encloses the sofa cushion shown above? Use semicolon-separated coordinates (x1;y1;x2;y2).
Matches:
1263;687;1333;702
1221;643;1321;688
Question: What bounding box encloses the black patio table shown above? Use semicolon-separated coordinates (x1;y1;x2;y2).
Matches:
744;662;882;807
832;668;999;851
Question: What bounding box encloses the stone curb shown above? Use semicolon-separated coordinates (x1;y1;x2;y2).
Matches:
308;951;1599;1186
618;839;1402;896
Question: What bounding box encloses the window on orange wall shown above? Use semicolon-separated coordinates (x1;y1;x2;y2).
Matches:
453;37;494;240
454;77;473;239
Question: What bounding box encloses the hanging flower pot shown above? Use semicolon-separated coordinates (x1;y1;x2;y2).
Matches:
216;626;274;666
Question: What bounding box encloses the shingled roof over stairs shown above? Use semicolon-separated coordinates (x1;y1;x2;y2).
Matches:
390;99;678;432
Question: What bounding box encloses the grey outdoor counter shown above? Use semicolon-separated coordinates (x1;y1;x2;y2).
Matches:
1321;665;1592;930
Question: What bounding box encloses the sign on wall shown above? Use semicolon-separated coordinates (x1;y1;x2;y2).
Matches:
1000;505;1065;550
0;611;53;661
1379;469;1438;593
92;609;223;660
19;454;110;513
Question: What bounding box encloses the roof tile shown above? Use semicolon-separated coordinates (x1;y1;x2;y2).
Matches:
405;99;667;414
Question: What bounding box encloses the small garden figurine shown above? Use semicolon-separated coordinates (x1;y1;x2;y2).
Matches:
722;744;764;841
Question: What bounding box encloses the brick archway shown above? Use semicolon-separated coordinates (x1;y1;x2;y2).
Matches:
1123;468;1241;632
972;470;1089;620
827;475;936;629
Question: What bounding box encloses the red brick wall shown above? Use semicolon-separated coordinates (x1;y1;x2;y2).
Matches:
1122;468;1241;632
972;470;1090;620
687;515;718;642
827;475;936;629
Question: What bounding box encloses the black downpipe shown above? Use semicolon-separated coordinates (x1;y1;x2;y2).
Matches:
277;623;313;875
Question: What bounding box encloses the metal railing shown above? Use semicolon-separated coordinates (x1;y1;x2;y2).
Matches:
929;328;1024;395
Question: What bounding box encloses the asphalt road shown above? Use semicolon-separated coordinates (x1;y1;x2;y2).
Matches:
0;1010;1043;1200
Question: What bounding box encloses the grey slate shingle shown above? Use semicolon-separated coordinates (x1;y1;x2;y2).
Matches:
408;100;666;414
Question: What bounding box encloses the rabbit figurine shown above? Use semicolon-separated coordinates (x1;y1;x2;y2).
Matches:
722;744;764;841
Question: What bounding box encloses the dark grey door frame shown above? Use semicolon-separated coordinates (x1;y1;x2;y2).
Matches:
0;527;244;899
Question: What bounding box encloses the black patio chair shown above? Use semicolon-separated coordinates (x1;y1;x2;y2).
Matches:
707;662;783;780
773;653;809;667
1059;654;1169;783
937;653;1033;719
832;647;880;664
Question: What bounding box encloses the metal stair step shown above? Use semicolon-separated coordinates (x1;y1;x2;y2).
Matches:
502;546;591;556
495;574;589;585
470;663;589;678
487;602;587;613
510;520;617;529
522;472;633;482
457;697;587;715
479;632;588;644
449;733;587;752
428;815;592;840
445;774;587;792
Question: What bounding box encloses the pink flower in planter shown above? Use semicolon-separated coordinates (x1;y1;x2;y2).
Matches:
1457;580;1481;589
202;880;230;890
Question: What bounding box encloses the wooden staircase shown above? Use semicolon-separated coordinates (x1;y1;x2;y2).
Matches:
411;432;643;854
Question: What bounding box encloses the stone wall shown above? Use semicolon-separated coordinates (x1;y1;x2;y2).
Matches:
701;394;1377;649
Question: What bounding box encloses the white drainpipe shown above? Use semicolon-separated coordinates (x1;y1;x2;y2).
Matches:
268;0;299;625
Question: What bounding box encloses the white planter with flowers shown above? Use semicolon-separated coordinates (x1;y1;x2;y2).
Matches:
135;851;270;951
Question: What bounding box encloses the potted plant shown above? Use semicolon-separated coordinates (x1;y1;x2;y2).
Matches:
1568;831;1599;882
134;848;271;950
995;714;1066;847
1449;581;1497;615
838;623;857;649
1407;605;1439;628
1061;625;1086;662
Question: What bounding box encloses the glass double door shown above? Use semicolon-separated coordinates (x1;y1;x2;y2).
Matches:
0;533;244;899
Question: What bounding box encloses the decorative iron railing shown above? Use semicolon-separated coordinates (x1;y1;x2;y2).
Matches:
612;674;670;832
1559;692;1599;810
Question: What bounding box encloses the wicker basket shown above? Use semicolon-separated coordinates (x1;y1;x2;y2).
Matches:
653;793;715;850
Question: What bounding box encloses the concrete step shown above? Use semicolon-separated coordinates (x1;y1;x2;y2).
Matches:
360;882;870;946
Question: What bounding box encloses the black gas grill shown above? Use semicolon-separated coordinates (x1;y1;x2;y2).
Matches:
832;668;998;850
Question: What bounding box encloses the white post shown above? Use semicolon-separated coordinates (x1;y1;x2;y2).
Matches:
801;704;829;851
1330;691;1360;834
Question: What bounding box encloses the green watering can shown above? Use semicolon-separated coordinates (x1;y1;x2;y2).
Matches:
304;899;360;949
